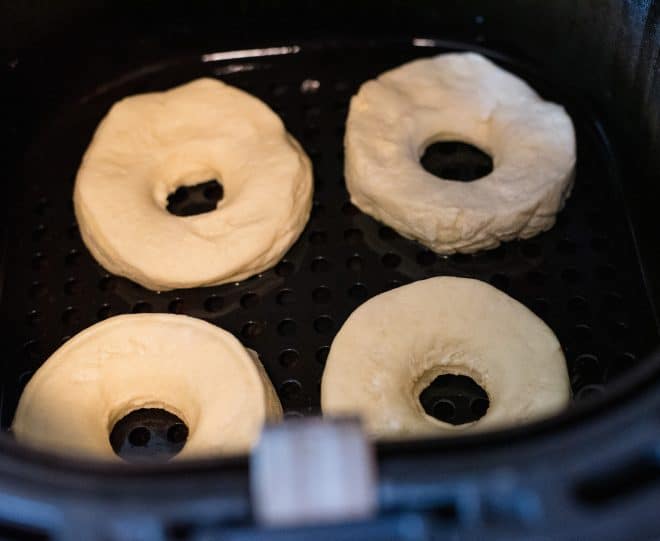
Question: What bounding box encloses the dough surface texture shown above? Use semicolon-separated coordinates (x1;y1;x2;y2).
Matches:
344;52;575;253
75;78;313;290
321;277;570;439
13;314;282;460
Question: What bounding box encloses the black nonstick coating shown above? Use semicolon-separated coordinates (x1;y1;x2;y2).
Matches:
1;38;657;455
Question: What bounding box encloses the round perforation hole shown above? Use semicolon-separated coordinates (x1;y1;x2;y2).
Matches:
23;339;40;360
241;320;264;339
419;374;489;425
167;180;223;217
64;277;80;295
132;301;152;313
568;296;590;318
240;293;259;309
168;298;185;314
110;408;188;463
346;255;363;272
97;304;112;320
276;289;296;306
65;249;81;266
277;319;297;336
29;281;46;299
279;380;302;402
32;224;46;241
311;257;332;273
62;306;79;325
279;349;300;368
420;141;493;181
129;427;149;446
312;286;332;304
32;252;47;270
313;315;334;334
576;384;604;401
571;354;603;387
204;295;224;313
572;324;593;344
26;309;40;326
348;283;368;301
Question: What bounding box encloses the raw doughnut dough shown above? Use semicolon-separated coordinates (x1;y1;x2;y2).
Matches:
74;78;313;291
321;277;570;439
344;52;576;253
12;314;282;460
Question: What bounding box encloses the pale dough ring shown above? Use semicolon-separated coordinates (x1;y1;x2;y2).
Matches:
321;277;570;440
344;52;576;254
12;314;283;460
74;78;313;291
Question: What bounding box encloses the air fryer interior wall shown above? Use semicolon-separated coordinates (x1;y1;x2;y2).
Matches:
1;1;659;459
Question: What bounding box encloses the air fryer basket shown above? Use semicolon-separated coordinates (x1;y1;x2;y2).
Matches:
0;1;659;540
2;36;658;435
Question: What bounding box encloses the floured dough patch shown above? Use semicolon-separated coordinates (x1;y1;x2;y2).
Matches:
344;52;575;253
321;277;570;439
12;314;282;460
74;78;313;290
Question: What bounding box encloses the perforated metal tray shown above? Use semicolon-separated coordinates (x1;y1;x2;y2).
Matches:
1;38;657;445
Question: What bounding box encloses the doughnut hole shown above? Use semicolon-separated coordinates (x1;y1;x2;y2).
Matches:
166;179;223;216
420;141;493;181
109;408;189;463
419;374;489;425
